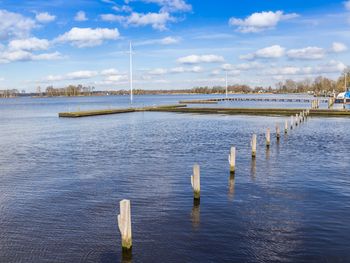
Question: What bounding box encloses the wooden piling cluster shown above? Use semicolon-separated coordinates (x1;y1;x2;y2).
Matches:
328;97;335;109
311;99;320;109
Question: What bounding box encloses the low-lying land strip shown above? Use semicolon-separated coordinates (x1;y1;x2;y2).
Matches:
59;104;350;118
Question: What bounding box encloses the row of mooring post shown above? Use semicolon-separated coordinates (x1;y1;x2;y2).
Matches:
311;99;320;109
116;108;312;257
328;97;335;109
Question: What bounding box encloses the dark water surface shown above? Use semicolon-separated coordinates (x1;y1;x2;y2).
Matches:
0;96;349;262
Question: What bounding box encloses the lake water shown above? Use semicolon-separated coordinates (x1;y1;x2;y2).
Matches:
0;95;349;262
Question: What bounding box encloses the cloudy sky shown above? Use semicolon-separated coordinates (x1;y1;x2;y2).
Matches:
0;0;350;91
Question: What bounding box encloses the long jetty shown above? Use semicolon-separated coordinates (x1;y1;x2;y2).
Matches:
58;104;186;118
59;104;350;118
179;97;330;104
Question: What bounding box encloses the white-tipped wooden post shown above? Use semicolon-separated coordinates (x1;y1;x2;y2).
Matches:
295;114;299;126
290;115;294;129
118;199;132;251
276;124;280;140
228;146;236;173
299;112;302;123
266;128;271;147
284;120;288;134
251;134;257;158
191;164;200;200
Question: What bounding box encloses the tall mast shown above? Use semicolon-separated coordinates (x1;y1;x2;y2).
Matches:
129;41;133;104
225;71;228;99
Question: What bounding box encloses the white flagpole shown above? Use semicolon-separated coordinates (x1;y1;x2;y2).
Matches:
225;71;228;99
129;42;133;104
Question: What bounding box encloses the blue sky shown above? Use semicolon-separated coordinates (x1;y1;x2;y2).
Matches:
0;0;350;91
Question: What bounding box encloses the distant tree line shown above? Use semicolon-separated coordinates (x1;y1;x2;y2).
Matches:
43;85;96;97
0;89;19;98
2;71;349;98
275;72;350;95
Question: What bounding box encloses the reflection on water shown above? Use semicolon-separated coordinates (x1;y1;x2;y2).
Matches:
250;158;257;180
191;199;200;229
228;174;235;201
0;96;350;262
266;147;270;160
122;249;133;263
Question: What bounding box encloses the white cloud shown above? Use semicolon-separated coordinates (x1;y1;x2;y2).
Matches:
222;62;262;71
112;5;133;13
0;9;36;40
46;74;64;81
266;60;346;76
255;45;285;58
344;0;350;10
100;14;125;22
44;68;127;83
8;37;49;51
287;47;325;60
66;70;98;80
0;49;62;63
148;68;168;75
268;66;304;75
170;66;202;73
127;12;174;30
55;27;120;47
177;54;224;64
101;68;120;76
229;11;298;33
130;0;191;12
33;52;62;61
101;9;176;30
314;60;347;74
147;66;202;75
104;74;128;82
241;45;285;60
159;36;180;44
74;11;88;21
135;36;180;46
331;42;347;53
35;12;56;23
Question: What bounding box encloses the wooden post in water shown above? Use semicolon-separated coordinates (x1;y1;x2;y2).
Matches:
276;124;280;140
191;164;200;200
299;112;302;123
266;128;271;148
295;114;299;126
118;199;132;251
251;134;257;158
290;115;294;129
284;120;288;134
228;146;236;173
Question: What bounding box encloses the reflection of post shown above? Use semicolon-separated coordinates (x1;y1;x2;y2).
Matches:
121;250;132;263
266;147;270;160
191;199;200;229
228;173;235;201
250;158;256;180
